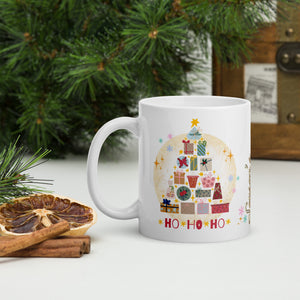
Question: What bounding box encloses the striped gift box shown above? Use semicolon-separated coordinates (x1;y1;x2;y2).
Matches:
190;156;198;170
197;140;207;156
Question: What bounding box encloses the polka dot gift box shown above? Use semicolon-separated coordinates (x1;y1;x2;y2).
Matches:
201;173;215;188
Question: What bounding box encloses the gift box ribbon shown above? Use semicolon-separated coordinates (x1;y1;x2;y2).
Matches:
178;157;188;168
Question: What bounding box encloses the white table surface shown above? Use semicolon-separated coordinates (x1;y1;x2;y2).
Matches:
1;154;300;300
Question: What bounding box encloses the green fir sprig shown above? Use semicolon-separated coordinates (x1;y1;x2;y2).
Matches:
0;0;299;156
0;139;52;204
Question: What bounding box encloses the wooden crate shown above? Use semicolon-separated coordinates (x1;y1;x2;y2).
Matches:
213;4;300;160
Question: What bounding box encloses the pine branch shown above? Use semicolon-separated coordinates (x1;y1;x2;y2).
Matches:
123;1;189;64
0;138;52;204
0;0;299;156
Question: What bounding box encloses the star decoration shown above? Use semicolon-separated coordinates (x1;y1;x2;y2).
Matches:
161;156;164;161
181;221;186;227
193;140;197;144
185;182;188;185
167;145;173;152
200;137;204;141
239;206;244;216
162;194;165;198
216;176;220;181
167;134;173;139
191;195;195;201
206;152;210;155
191;118;199;127
213;170;216;174
208;199;211;203
158;219;163;225
227;151;233;161
226;219;231;225
199;172;203;176
154;159;160;167
170;175;173;179
204;221;209;227
175;185;177;188
173;166;177;169
179;150;183;154
223;149;226;154
175;199;179;203
159;138;163;143
220;200;223;203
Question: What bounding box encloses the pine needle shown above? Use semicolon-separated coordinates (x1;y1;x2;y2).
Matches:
0;138;52;204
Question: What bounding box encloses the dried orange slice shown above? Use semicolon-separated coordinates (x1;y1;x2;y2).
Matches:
0;194;96;236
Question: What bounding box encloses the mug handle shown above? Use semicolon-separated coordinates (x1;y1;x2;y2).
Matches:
87;117;139;219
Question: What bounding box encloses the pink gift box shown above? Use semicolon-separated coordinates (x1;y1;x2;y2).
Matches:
201;172;215;188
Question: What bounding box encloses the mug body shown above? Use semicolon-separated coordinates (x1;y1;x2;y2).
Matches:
138;95;251;242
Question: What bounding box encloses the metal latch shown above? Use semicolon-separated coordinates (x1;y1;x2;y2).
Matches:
276;42;300;73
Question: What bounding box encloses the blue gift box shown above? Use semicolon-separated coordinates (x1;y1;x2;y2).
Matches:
197;203;209;214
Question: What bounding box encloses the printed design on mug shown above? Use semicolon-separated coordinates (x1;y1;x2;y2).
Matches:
154;119;237;230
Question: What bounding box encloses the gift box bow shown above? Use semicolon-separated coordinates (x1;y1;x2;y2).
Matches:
175;169;184;174
201;173;215;184
200;158;212;166
203;172;214;178
198;140;207;146
163;199;171;205
182;140;190;144
197;198;207;203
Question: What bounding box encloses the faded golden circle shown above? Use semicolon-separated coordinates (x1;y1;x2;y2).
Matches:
154;133;236;222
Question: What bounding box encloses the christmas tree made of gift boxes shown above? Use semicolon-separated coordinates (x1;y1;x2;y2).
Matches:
160;126;229;216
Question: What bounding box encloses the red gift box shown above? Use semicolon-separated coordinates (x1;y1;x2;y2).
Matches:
211;203;229;214
187;175;199;188
182;140;194;154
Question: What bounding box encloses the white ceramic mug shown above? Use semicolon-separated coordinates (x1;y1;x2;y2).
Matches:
87;95;251;242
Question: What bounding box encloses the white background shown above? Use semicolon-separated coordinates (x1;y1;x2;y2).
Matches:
1;151;300;300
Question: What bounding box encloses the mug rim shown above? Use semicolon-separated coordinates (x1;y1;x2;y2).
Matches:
139;95;250;109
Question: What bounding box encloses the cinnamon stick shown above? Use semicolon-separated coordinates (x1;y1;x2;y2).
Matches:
5;246;84;258
57;236;91;254
0;235;91;254
0;220;70;257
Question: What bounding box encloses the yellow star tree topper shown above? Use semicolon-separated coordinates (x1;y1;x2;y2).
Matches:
191;118;199;127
